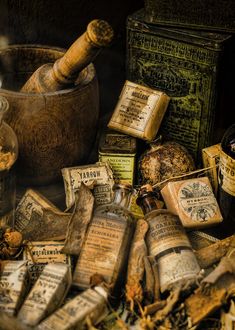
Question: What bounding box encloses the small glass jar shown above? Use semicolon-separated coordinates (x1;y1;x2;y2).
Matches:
0;96;18;228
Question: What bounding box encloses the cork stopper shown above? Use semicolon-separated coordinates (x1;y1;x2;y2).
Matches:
87;19;114;47
136;184;162;214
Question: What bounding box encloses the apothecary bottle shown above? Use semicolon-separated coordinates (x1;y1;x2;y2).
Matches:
218;124;235;235
0;96;18;228
73;183;136;293
137;185;200;293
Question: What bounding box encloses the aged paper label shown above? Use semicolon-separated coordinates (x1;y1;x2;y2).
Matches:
62;162;114;209
158;250;201;292
18;263;71;327
15;189;60;233
37;288;108;330
219;150;235;197
0;261;28;315
23;241;71;284
108;80;169;140
73;216;126;289
188;230;219;250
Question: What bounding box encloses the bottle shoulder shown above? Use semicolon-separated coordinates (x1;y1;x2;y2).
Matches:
144;208;178;220
94;203;135;222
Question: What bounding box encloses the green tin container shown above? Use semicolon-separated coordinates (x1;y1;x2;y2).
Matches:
145;0;235;33
127;10;232;162
99;131;137;185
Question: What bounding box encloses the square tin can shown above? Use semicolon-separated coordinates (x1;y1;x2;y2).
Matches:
126;10;232;162
99;131;137;185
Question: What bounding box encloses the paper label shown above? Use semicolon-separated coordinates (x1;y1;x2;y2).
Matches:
62;162;114;208
188;230;219;250
219;150;235;197
147;212;191;257
178;180;218;222
18;264;70;326
110;81;160;133
99;154;135;184
158;249;200;292
0;261;28;315
15;189;59;232
23;241;71;284
37;288;107;330
73;215;126;289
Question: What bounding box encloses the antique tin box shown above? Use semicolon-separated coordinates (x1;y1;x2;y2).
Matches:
144;0;235;33
127;10;231;162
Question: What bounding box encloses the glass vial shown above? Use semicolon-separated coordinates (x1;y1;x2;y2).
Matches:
0;96;18;228
73;183;136;293
137;184;201;293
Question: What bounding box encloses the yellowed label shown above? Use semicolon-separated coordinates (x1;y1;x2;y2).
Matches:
62;162;114;208
37;288;108;330
23;241;71;284
99;154;135;184
0;261;28;315
178;181;218;222
188;230;219;250
157;249;200;292
108;80;169;140
73;216;126;289
15;189;59;232
18;264;71;327
219;150;235;197
147;213;191;256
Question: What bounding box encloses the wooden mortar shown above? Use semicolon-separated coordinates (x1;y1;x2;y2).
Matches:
0;45;99;186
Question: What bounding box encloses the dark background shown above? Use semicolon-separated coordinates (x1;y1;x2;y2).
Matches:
0;0;144;132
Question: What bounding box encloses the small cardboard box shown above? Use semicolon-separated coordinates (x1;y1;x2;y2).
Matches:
108;80;170;141
161;177;223;229
202;143;220;195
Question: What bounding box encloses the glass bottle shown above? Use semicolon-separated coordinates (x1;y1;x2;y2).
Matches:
218;124;235;236
0;96;18;228
136;185;200;293
73;183;136;294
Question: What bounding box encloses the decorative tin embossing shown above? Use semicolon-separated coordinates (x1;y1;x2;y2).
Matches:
219;150;235;197
108;80;170;141
179;181;217;222
145;0;235;33
0;261;29;315
127;10;231;161
62;162;114;208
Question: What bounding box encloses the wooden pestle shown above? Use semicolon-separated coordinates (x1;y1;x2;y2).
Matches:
20;19;114;93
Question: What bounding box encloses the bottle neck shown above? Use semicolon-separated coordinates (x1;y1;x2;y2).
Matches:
137;192;159;215
112;186;132;209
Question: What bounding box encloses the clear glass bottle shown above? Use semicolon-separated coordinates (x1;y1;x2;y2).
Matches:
137;184;201;293
73;183;136;294
0;96;18;228
218;124;235;236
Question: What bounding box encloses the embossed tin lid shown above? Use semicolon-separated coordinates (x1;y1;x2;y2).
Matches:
144;0;235;33
127;10;231;51
99;130;136;154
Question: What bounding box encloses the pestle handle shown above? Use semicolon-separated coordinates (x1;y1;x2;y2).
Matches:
21;19;114;93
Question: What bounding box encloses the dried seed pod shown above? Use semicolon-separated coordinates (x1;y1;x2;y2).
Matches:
4;230;23;248
138;140;195;187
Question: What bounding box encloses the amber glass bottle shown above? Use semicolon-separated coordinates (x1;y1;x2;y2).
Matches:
218;124;235;236
137;185;200;293
73;184;136;293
